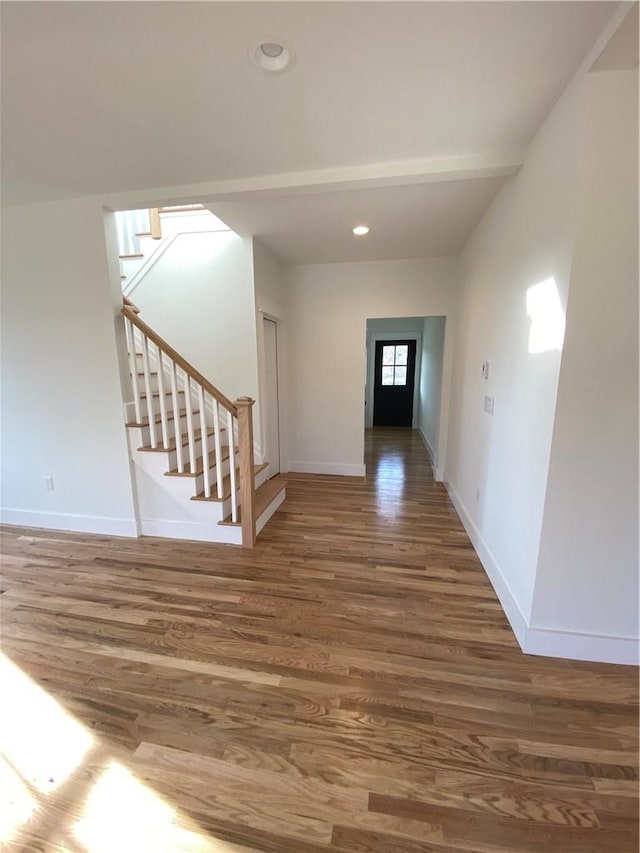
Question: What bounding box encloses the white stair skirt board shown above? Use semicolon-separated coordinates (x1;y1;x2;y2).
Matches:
444;476;639;666
288;461;366;477
139;517;243;545
127;427;275;545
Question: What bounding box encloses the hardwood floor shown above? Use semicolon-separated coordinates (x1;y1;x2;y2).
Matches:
1;427;638;852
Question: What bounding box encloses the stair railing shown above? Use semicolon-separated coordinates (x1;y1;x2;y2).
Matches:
121;297;256;546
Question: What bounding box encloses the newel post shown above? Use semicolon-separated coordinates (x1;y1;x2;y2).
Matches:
235;396;256;547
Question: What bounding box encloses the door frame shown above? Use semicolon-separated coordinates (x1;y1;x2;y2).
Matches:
365;331;422;429
256;309;288;474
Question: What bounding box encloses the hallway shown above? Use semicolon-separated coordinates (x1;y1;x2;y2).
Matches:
1;428;638;852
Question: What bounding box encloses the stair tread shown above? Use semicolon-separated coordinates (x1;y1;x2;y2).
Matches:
139;389;185;400
165;446;236;477
137;427;216;452
125;407;200;427
190;463;268;503
218;476;287;525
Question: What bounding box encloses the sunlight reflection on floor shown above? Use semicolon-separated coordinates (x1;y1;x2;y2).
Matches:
0;653;258;852
0;653;93;794
374;453;407;518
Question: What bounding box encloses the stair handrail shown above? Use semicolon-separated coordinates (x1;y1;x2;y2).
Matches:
121;299;257;546
122;302;237;416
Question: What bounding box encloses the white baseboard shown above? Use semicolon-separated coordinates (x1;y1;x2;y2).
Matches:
417;427;434;459
443;478;529;649
139;517;242;545
442;478;638;666
524;627;639;666
288;461;366;477
0;508;139;538
417;427;444;482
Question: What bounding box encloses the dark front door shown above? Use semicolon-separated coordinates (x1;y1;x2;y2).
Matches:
373;340;417;427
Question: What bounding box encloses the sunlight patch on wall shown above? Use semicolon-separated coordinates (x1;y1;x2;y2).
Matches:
526;277;566;354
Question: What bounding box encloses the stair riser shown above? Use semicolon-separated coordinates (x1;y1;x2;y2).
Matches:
132;371;198;401
129;424;233;487
191;456;234;495
131;372;161;395
132;370;180;397
164;433;230;468
134;411;211;445
139;390;187;418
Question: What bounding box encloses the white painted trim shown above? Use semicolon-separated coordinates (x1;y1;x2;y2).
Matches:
417;426;435;465
417;426;445;482
0;508;139;538
523;627;639;666
365;331;422;429
288;461;366;477
124;401;137;423
256;308;288;477
139;517;242;545
443;477;639;666
443;477;529;649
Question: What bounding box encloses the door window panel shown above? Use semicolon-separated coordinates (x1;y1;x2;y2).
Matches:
380;344;408;386
382;346;395;365
394;366;407;385
382;366;395;385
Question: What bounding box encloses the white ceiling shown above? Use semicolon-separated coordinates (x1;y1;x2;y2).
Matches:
207;176;505;263
1;1;620;263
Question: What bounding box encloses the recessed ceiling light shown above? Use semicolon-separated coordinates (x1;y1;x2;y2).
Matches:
260;42;284;58
249;38;295;74
352;225;370;236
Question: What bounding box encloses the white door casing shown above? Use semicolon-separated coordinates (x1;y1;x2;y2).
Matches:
263;318;280;478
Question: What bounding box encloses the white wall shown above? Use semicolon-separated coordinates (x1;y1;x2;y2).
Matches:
131;230;260;412
445;73;586;627
286;259;458;476
253;238;287;318
418;316;446;469
0;200;138;535
530;69;638;656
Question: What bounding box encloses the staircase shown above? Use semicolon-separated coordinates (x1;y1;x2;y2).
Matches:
117;205;227;290
121;298;286;546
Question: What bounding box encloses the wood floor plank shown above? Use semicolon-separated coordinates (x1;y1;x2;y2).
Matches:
1;428;637;852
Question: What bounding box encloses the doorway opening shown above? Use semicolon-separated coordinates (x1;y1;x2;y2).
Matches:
365;316;446;470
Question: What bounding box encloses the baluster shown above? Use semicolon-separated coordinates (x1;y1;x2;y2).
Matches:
183;374;197;474
169;360;184;472
227;409;238;523
155;345;170;449
141;333;157;448
212;400;224;499
198;386;211;498
124;315;142;424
